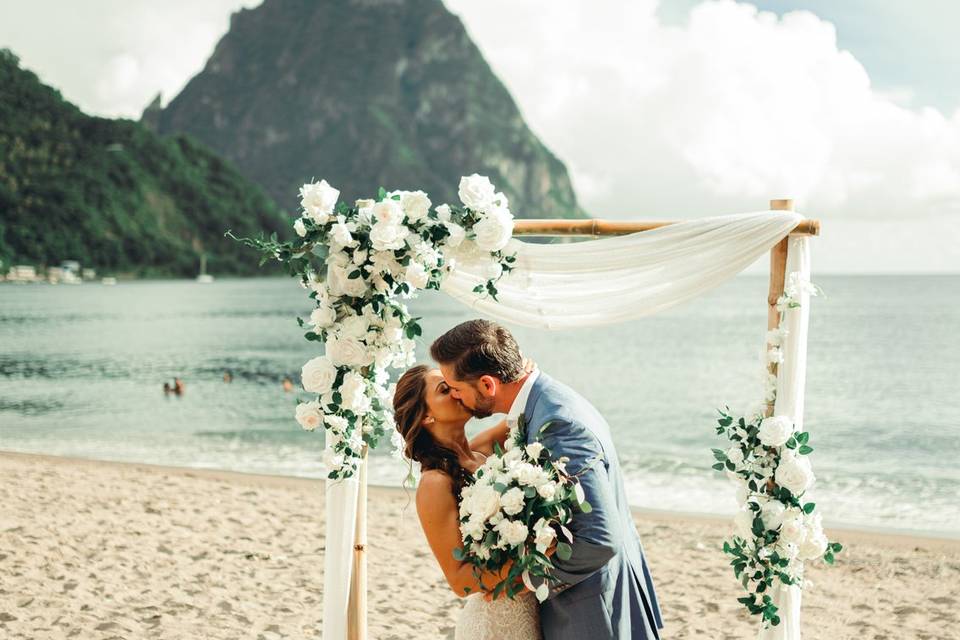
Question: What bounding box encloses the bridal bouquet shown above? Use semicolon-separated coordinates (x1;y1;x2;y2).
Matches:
455;416;594;602
228;174;517;480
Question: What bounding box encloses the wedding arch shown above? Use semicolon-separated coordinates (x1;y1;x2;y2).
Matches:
231;177;836;640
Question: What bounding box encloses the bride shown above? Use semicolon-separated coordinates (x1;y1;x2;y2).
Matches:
392;362;543;640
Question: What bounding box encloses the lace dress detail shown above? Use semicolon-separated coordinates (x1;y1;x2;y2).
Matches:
455;591;542;640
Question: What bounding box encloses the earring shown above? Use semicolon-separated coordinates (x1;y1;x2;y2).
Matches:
425;416;435;424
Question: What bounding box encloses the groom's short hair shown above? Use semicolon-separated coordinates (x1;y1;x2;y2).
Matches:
430;319;524;383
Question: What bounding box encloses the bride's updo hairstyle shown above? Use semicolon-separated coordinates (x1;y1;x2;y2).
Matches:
393;365;472;499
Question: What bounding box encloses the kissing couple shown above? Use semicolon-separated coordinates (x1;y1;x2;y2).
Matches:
392;319;664;639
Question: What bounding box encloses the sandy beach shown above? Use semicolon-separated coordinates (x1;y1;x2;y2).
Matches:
1;451;957;639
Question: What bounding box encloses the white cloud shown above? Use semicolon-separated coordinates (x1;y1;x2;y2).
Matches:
0;1;261;118
445;0;960;271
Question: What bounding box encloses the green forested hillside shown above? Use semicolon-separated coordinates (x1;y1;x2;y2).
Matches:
0;49;290;277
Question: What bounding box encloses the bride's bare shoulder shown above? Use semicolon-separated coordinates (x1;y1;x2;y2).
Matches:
417;468;454;493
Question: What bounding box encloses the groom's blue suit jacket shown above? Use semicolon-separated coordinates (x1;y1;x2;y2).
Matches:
523;372;664;640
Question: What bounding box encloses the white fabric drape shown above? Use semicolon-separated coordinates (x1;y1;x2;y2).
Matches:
323;441;359;640
322;210;814;639
441;210;804;329
759;234;812;640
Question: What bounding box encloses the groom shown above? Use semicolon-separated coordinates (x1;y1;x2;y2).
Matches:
431;319;664;639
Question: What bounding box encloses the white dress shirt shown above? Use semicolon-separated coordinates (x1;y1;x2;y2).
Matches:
506;368;540;425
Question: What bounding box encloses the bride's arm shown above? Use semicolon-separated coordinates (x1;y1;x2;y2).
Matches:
468;419;510;457
416;470;513;598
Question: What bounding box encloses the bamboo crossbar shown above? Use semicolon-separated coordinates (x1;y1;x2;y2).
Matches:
512;217;820;237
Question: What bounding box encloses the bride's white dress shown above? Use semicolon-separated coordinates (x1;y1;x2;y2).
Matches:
455;590;542;640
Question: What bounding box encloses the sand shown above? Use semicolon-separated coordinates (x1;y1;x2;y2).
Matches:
1;451;957;639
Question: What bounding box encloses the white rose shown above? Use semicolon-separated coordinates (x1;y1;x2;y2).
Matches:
310;304;336;329
299;180;339;223
799;530;828;560
372;199;405;225
775;453;816;495
301;356;337;394
760;500;786;531
339;315;369;339
461;517;486;541
482;260;503;281
534;521;556;552
323;448;345;471
293;218;307;237
400;190;431;223
369;221;409;251
326;263;365;298
330;216;355;247
340;372;371;416
467;485;501;522
758;415;794;448
516;463;549;488
438;222;465;249
436;203;452;222
404;262;430;290
767;348;784;364
525;442;544;459
472;208;513;252
325;415;348;437
779;513;807;545
726;445;745;467
734;510;755;540
537;481;557;501
458;174;496;210
500;487;526;516
495;519;529;547
326;336;373;368
295;401;323;431
500;446;521;464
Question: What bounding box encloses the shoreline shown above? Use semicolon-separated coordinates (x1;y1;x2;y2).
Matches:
4;449;956;546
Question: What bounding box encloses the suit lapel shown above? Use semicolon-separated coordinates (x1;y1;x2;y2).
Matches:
522;372;550;442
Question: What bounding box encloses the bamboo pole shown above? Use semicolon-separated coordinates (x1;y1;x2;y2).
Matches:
347;447;368;640
764;199;793;417
512;216;819;237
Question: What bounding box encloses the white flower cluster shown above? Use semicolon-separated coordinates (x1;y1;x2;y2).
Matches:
458;422;579;602
286;176;516;479
712;274;840;626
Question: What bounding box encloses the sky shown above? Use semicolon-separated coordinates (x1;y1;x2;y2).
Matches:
1;0;958;273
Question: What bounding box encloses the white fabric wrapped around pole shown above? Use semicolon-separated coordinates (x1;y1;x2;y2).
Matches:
759;234;812;640
322;439;359;640
441;210;804;329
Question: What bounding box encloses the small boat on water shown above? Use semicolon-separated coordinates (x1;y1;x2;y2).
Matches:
196;253;214;283
101;277;117;286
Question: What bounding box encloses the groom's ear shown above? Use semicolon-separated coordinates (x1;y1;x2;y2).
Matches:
477;374;498;398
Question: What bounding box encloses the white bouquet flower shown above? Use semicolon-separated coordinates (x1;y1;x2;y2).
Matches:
455;416;596;603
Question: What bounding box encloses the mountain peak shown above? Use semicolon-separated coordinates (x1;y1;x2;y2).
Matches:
154;0;585;218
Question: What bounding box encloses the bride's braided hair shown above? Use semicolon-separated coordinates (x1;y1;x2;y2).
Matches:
393;365;472;501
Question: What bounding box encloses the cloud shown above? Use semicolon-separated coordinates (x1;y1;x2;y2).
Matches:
0;0;262;118
444;0;960;233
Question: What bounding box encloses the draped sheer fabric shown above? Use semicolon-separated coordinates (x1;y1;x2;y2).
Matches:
323;210;812;640
440;211;804;329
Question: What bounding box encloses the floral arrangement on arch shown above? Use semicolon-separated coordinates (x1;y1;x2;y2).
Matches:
229;174;518;480
711;273;842;627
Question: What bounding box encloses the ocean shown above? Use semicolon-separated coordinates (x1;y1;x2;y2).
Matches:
1;275;957;537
